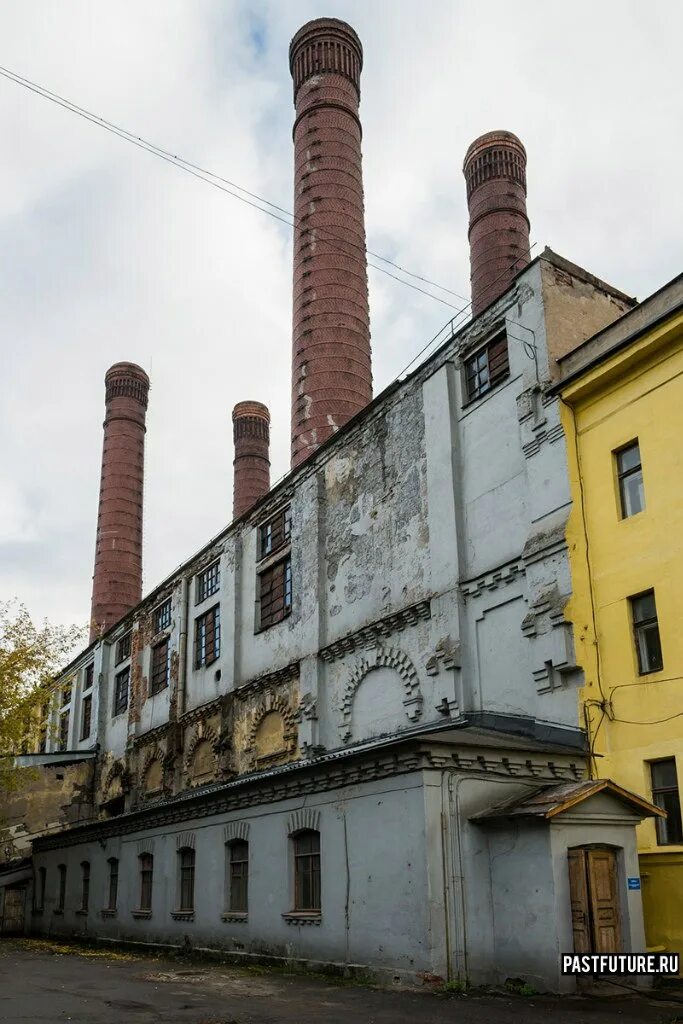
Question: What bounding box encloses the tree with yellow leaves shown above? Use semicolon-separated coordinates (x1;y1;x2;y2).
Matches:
0;601;84;794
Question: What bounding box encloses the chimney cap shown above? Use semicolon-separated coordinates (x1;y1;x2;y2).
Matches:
232;401;270;423
105;361;150;385
463;130;526;172
289;18;363;89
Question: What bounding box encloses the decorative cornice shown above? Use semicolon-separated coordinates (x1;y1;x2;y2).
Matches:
320;601;431;663
234;662;300;699
460;560;524;600
180;697;224;727
132;722;172;748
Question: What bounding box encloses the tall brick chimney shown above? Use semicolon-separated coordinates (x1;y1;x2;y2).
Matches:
463;131;531;316
289;18;372;468
232;401;271;519
90;362;149;642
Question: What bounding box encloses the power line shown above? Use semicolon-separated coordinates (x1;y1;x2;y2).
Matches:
0;63;468;309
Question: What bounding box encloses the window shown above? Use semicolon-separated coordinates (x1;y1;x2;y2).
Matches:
194;606;220;668
61;683;72;707
153;598;171;634
57;864;67;911
616;440;645;518
630;590;663;674
464;330;509;401
259;557;292;630
227;841;249;914
178;848;195;912
107;857;119;911
83;663;94;690
651;759;683;845
113;667;130;716
258;507;292;560
294;830;321;912
80;861;90;912
80;694;92;740
39;703;49;753
139;853;153;911
196;560;220;604
150;639;170;695
58;710;70;751
34;866;46;911
115;632;131;665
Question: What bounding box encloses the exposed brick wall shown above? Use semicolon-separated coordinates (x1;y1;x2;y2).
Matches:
463;131;531;317
289;18;372;468
232;401;270;519
90;362;149;641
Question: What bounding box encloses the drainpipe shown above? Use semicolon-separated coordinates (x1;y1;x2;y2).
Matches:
176;577;190;719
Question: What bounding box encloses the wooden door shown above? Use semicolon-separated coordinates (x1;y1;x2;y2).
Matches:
0;887;26;936
567;847;621;954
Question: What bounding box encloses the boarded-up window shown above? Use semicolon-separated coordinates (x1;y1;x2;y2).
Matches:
464;330;509;401
258;557;292;630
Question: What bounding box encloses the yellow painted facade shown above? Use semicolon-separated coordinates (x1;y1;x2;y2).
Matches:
561;304;683;963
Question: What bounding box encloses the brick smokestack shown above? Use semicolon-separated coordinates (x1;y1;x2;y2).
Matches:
232;401;271;519
289;18;372;468
90;362;149;642
463;131;531;316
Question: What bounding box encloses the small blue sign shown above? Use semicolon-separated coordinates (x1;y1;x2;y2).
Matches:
627;877;641;890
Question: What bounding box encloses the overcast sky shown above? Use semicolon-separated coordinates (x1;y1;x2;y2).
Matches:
1;0;681;633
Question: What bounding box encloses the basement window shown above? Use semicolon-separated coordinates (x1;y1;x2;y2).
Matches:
196;560;220;604
194;605;221;668
651;759;683;845
463;330;509;401
258;557;292;630
113;667;130;717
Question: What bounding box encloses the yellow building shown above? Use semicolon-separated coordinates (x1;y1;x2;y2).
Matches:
558;273;683;964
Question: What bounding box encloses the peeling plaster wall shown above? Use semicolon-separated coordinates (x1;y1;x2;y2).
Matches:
0;763;93;860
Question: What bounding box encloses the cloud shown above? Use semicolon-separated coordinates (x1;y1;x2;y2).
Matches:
0;0;681;628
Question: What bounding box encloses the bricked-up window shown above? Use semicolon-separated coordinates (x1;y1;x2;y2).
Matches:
178;848;195;911
194;606;220;668
227;840;249;914
616;440;645;518
259;557;292;630
139;853;153;911
107;857;119;911
80;861;90;912
464;330;509;401
294;830;321;912
196;560;220;604
651;759;683;845
113;667;129;717
83;663;94;690
58;710;70;751
57;864;67;911
150;639;170;695
153;598;171;634
258;507;292;561
630;590;663;674
115;632;131;665
80;694;92;740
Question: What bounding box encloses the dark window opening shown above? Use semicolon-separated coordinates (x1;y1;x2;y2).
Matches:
57;864;67;911
58;711;70;751
107;857;119;910
294;830;321;912
80;861;90;912
616;440;645;518
258;507;292;561
228;840;249;913
34;866;46;911
115;632;131;665
259;557;292;630
139;853;153;911
178;848;195;912
196;560;220;604
194;606;220;668
464;330;509;401
651;759;683;845
113;667;130;716
83;663;94;690
153;598;171;634
80;694;92;740
630;590;663;674
150;639;170;695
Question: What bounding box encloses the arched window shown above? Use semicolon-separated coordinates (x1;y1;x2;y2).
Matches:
107;857;119;911
226;840;248;914
293;830;320;912
178;847;195;912
57;864;67;911
139;853;153;911
80;861;90;912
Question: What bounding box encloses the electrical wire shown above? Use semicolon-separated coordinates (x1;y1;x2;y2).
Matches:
0;63;468;308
